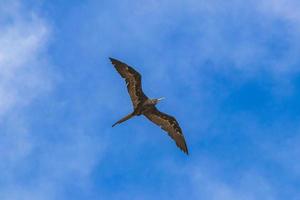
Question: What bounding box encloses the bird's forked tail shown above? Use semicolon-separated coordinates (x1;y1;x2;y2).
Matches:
112;112;135;127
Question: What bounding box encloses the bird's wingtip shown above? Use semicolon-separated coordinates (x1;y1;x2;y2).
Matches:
109;57;120;61
183;148;189;155
109;57;121;65
181;144;189;155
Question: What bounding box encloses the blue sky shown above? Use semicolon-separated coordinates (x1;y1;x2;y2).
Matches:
1;0;300;199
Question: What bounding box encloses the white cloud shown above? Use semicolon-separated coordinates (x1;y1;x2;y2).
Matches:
0;0;51;118
0;0;51;167
0;3;107;199
0;11;107;200
0;1;54;194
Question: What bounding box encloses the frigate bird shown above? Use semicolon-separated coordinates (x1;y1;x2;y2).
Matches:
110;57;189;155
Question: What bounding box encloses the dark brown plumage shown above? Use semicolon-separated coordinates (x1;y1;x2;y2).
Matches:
110;57;188;155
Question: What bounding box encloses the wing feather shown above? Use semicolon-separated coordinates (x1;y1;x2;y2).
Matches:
110;57;148;109
144;107;189;154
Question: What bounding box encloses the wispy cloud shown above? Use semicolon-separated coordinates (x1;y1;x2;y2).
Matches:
0;2;108;198
0;1;53;199
0;1;51;118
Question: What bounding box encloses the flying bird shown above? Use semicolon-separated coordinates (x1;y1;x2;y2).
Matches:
110;57;188;154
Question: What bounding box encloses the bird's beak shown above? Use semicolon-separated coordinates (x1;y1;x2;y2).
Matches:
157;97;165;101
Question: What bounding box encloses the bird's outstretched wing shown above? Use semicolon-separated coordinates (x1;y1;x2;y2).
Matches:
110;57;148;109
144;107;189;154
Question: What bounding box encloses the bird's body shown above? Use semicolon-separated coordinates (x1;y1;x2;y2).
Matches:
110;57;189;154
111;99;158;126
135;99;160;115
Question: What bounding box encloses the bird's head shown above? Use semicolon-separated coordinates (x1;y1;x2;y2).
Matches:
152;97;165;105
